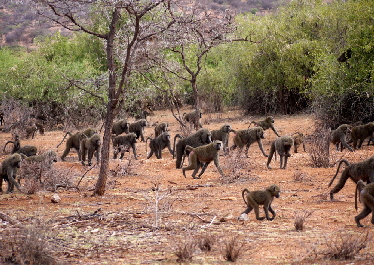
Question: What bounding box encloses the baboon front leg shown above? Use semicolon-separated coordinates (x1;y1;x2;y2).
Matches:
213;158;225;177
355;207;371;227
268;205;276;219
197;162;210;178
131;145;137;160
257;140;268;157
6;174;21;193
263;205;274;221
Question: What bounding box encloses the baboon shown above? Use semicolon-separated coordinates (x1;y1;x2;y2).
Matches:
79;134;101;166
112;119;129;136
35;122;45;135
241;184;280;221
249;116;280;137
328;157;374;200
59;128;97;161
154;122;168;137
0;153;23;193
330;124;353;152
25;123;37;139
17;145;38;157
230;127;268;158
292;132;306;153
129;119;147;142
173;128;212;169
266;136;294;169
355;180;374;227
146;132;173;159
3;134;21;154
183;109;202;130
182;140;224;179
211;124;232;155
112;133;137;159
349;122;374;149
113;145;130;160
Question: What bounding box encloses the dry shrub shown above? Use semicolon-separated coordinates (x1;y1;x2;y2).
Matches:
197;234;216;252
220;150;251;183
292;168;310;182
173;239;196;262
179;122;194;137
294;210;313;231
309;125;332;168
222;236;243;262
109;159;135;178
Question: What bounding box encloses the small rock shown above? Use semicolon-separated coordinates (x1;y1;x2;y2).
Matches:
238;213;249;221
51;194;61;203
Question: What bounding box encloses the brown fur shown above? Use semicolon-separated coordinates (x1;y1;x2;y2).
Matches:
230;127;268;158
112;133;137;160
60;128;97;161
249;116;280;137
267;136;294;169
211;124;232;155
349;122;374;149
112;120;129;136
354;180;374;227
154;122;168;137
129;119;147;142
79;134;101;166
183;109;202;130
330;124;353;152
146;132;173;159
0;153;23;193
292;132;306;153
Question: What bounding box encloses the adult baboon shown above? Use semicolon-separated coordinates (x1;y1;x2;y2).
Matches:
173;128;212;169
3;134;21;154
355;180;374;227
146;132;173;159
330;124;353;152
328;157;374;200
59;128;97;161
112;133;137;159
0;153;23;193
182;140;224;179
25;123;37;139
79;134;101;166
129;119;147;142
349;122;374;149
17;145;38;157
112;119;129;136
292;132;306;153
230;127;268;158
211;124;232;155
183;109;202;130
241;184;280;221
154;122;168;137
249;116;280;137
266;136;294;169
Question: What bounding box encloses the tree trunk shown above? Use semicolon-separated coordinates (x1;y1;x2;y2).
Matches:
191;76;200;109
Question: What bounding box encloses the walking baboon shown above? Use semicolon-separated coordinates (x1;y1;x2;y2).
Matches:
349;122;374;149
355;180;374;227
59;128;97;161
266;135;294;169
292;132;306;153
25;123;37;139
154;122;168;137
330;124;353;152
0;153;23;193
241;184;280;221
173;128;212;169
146;132;173;159
211;124;232;155
249;116;280;137
112;119;129;136
182;140;224;179
113;145;130;160
112;133;137;159
129;119;147;142
3;134;21;154
328;157;374;200
230;127;268;158
183;109;202;130
79;134;101;166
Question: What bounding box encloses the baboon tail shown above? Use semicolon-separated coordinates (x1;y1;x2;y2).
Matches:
3;141;14;152
242;188;250;206
328;159;350;187
56;132;71;148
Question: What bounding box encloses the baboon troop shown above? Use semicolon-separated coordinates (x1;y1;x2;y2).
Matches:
349;122;374;149
79;134;101;166
0;153;23;193
230;127;268;158
211;124;232;155
112;119;129;136
354;180;374;227
330;124;353;152
129;119;147;142
182;140;224;179
146;132;173;159
154;122;168;137
241;184;280;221
249;116;280;137
112;133;137;160
292;132;305;153
59;128;97;161
266;135;294;169
183;109;202;130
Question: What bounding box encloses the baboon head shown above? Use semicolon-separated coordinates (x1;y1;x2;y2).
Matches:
162;132;170;141
90;134;101;146
10;153;22;168
128;133;137;143
267;184;280;198
266;116;275;124
213;140;222;150
222;124;231;133
282;137;294;147
198;128;212;143
139;119;147;127
120;120;129;130
256;127;265;139
340;124;351;133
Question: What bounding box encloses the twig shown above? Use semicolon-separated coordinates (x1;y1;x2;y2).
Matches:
76;164;96;189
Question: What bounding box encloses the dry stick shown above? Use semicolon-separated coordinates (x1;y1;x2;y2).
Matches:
76;164;96;189
0;212;18;225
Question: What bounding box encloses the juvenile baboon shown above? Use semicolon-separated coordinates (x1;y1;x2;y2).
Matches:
112;119;129;136
16;145;38;157
59;128;97;161
249;116;280;137
328;157;374;200
182;140;224;179
154;122;168;137
183;109;202;130
211;124;232;155
112;133;137;159
355;180;374;227
25;123;37;139
3;134;21;154
266;136;294;169
129;119;147;142
79;134;101;166
241;184;280;221
330;124;353;152
0;153;23;193
292;132;306;153
230;127;268;158
173;128;212;169
146;132;173;159
349;122;374;149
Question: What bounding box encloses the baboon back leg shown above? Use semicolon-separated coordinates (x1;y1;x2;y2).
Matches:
242;206;253;215
147;150;153;159
355;207;371;227
132;146;137;160
247;197;264;220
7;175;21;193
61;148;71;161
197;162;211;178
192;163;203;179
340;136;353;152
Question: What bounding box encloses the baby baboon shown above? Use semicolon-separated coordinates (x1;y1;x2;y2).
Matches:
112;119;129;136
146;132;173;159
79;134;101;166
154;122;168;137
59;128;97;161
129;119;147;142
173;128;212;169
17;145;38;157
241;184;280;221
183;109;202;130
349;122;374;149
3;134;21;154
112;133;137;159
330;124;353;152
266;135;294;169
328;157;374;200
211;124;232;155
182;140;224;179
292;132;306;153
230;127;268;158
0;153;23;193
355;180;374;227
249;116;280;137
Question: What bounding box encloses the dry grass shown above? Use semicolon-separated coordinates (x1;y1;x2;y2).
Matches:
294;210;313;231
173;239;196;262
197;234;216;252
222;236;243;262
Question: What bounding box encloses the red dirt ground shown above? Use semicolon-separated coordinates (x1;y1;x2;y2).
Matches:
1;109;374;264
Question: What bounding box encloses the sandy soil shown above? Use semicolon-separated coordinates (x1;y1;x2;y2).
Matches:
1;109;374;264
